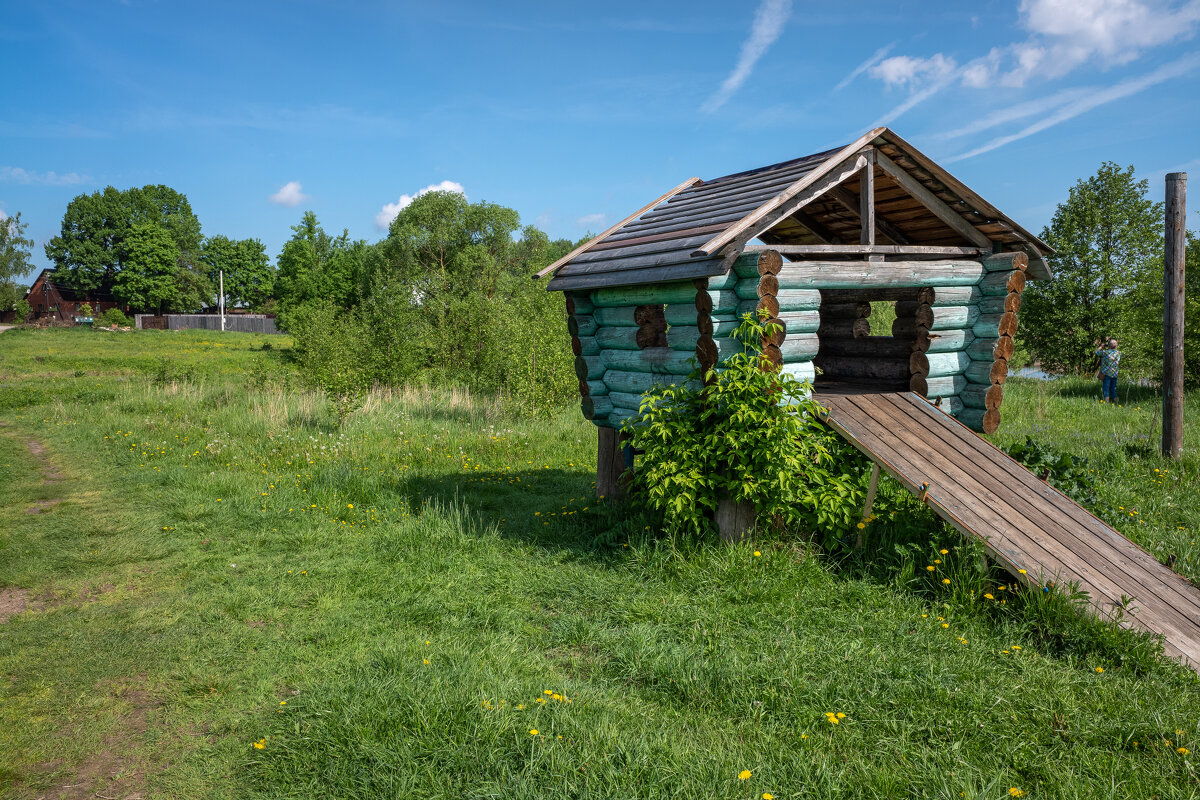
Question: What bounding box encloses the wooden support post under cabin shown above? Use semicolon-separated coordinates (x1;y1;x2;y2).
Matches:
596;426;627;500
1164;172;1186;460
716;492;755;543
856;463;880;550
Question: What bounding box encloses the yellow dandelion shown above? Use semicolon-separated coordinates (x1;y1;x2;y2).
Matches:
1179;747;1190;755
1095;666;1104;673
939;549;948;555
348;504;353;509
984;593;995;599
738;770;752;780
926;565;936;572
530;729;539;736
934;559;942;564
856;522;865;529
942;578;951;585
253;738;266;750
1018;569;1027;574
754;550;762;557
423;659;430;665
1009;790;1025;798
764;794;774;800
544;689;554;696
836;712;846;719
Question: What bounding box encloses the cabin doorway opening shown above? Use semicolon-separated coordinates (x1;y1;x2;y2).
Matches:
812;287;919;394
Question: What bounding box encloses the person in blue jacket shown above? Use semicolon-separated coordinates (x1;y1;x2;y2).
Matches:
1094;338;1121;403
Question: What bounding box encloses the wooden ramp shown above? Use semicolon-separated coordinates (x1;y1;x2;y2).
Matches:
816;383;1200;671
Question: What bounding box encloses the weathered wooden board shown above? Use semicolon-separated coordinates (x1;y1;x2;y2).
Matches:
593;307;639;327
568;315;598;337
591;281;697;307
594;326;640;351
979;270;1026;296
965;358;1008;385
775;260;985;288
966;335;1014;362
600;347;696;375
925;329;974;354
603;370;692;395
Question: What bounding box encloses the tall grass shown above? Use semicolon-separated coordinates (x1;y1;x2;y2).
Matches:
1;328;1198;799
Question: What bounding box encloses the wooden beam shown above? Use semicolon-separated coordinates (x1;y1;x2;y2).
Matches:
874;150;992;249
1164;172;1186;460
860;154;875;247
701;154;870;260
535;176;702;279
742;244;985;256
789;209;844;244
828;185;912;245
694;127;887;257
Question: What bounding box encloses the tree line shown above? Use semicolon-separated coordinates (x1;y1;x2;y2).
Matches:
3;160;1196;412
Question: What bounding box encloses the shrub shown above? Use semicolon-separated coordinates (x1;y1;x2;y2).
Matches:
284;301;373;424
97;308;132;327
14;298;31;323
622;313;869;544
1002;435;1100;509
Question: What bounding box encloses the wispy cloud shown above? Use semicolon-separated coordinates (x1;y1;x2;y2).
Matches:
375;180;466;230
863;0;1200;128
576;213;606;229
700;0;793;113
946;51;1200;162
934;86;1092;140
269;181;310;207
833;43;895;91
0;166;90;186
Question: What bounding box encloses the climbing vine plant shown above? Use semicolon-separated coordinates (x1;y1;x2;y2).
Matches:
622;313;869;543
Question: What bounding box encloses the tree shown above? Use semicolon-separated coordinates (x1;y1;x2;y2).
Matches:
45;185;202;295
1020;162;1162;375
0;212;34;312
275;211;368;327
114;223;180;312
201;235;274;309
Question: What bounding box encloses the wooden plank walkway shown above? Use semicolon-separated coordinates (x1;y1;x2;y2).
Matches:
815;383;1200;672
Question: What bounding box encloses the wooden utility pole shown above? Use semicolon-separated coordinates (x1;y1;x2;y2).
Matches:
1163;172;1186;460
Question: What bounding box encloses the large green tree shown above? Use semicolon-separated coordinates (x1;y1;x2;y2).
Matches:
0;211;34;312
45;185;202;295
201;235;275;309
113;222;180;312
275;211;369;327
1020;162;1162;375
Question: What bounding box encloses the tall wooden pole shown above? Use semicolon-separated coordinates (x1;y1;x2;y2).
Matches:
1163;172;1186;460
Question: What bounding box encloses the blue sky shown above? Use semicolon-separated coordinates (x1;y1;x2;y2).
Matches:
3;0;1199;281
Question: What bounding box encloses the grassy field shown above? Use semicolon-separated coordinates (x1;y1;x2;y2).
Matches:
1;327;1199;799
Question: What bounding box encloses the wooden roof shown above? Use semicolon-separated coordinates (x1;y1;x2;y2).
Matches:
543;128;1053;292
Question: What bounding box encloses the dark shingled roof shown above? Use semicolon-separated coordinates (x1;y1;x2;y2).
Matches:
544;128;1053;292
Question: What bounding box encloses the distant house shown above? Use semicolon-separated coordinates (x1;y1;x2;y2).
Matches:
5;269;121;322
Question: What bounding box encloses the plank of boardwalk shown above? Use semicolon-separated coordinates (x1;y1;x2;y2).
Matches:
844;394;1200;662
870;394;1200;645
899;394;1200;622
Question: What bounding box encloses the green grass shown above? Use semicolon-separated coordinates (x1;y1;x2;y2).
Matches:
1;327;1199;799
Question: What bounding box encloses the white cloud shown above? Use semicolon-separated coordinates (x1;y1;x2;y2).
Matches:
947;51;1200;161
700;0;793;113
870;53;957;87
576;213;606;229
834;43;896;91
0;166;90;186
269;181;310;207
375;180;466;230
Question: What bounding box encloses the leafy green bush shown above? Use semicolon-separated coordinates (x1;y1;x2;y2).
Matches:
622;314;869;544
14;298;31;323
284;301;373;424
97;308;132;327
1002;435;1100;509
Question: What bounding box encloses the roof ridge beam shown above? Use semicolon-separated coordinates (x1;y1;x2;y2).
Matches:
694;152;872;259
693;127;887;257
534;176;702;279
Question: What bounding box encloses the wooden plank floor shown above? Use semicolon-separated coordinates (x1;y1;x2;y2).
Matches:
815;384;1200;672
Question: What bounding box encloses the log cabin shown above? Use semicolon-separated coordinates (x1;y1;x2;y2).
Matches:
8;268;121;323
537;127;1051;478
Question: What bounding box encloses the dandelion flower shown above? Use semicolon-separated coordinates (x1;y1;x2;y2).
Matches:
1018;569;1027;574
1009;790;1025;798
1095;666;1104;673
763;794;774;799
253;738;266;750
738;770;752;780
530;729;539;736
836;712;846;719
942;578;951;585
347;504;353;509
754;551;762;557
939;549;948;555
1179;747;1189;755
856;522;865;529
544;690;554;696
926;565;936;572
423;658;430;665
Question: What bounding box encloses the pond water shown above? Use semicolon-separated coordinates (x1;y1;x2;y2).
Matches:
1009;366;1057;381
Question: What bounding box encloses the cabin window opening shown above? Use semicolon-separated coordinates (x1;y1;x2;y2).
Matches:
634;304;667;349
867;301;896;337
813;288;917;393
